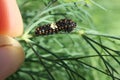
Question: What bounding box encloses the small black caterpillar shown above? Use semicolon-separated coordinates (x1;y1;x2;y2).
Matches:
35;19;76;36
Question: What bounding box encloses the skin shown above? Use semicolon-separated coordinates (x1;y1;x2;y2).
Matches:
0;0;23;37
0;0;24;79
0;35;25;80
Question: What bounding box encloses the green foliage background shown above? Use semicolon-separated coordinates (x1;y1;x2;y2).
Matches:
7;0;120;80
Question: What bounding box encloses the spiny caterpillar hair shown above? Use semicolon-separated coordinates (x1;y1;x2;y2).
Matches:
35;19;76;36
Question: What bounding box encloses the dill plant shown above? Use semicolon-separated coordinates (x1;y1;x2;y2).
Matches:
7;0;120;80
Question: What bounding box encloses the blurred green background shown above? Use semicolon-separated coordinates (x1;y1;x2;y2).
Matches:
89;0;120;34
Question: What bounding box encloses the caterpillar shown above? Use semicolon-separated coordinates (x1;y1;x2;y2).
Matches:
35;19;76;36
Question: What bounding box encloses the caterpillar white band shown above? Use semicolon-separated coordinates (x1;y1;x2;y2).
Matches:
50;23;58;29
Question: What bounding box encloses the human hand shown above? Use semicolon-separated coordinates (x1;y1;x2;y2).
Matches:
0;0;24;79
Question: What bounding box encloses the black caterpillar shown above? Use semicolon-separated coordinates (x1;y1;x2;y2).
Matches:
35;19;76;36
